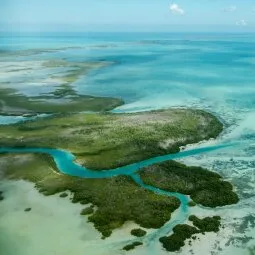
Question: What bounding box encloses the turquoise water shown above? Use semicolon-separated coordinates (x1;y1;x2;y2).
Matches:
0;114;50;125
0;143;233;178
131;173;189;251
1;32;255;254
2;33;255;117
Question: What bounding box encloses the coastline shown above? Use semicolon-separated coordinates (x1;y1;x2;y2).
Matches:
0;179;176;255
0;179;128;255
0;105;240;253
0;108;223;170
0;168;249;255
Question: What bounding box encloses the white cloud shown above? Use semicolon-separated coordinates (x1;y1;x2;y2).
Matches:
169;3;185;15
223;6;237;12
236;20;247;26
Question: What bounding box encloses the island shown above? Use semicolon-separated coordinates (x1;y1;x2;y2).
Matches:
159;215;222;252
0;108;223;169
0;190;4;201
0;59;123;115
0;107;239;250
140;160;238;207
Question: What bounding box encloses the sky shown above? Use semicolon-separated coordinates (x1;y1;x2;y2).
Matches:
0;0;255;32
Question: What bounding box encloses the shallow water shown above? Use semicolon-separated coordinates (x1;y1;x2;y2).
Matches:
0;32;255;254
0;143;233;178
0;114;50;125
0;143;231;254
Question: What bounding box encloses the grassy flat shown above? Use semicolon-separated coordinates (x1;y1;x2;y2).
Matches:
0;59;123;114
0;87;123;114
42;59;112;85
0;109;223;170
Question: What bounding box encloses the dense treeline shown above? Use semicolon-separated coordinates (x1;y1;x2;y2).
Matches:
189;215;221;232
0;191;4;201
159;224;199;252
141;160;239;207
159;215;222;252
130;228;147;237
123;242;143;251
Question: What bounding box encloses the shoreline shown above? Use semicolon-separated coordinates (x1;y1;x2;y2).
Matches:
0;178;251;255
0;179;134;255
2;106;239;252
0;107;223;170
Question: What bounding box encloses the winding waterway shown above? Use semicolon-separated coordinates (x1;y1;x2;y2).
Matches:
0;143;232;178
0;140;234;248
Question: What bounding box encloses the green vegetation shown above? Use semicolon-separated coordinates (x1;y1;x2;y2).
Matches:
159;215;221;252
0;108;223;170
123;242;143;251
159;224;199;252
188;201;196;207
59;192;68;198
189;215;221;232
24;208;32;212
0;59;123;114
80;206;94;215
249;246;255;255
0;87;123;114
0;191;4;201
0;153;180;238
130;228;147;237
42;59;112;85
0;105;236;247
140;160;239;207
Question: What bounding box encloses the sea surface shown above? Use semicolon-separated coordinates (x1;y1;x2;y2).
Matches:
0;32;255;255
